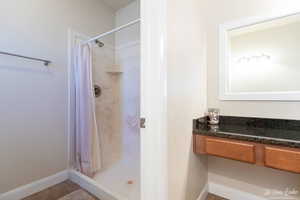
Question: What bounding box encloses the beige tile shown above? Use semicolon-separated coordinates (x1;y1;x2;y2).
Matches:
206;193;229;200
22;181;98;200
58;189;98;200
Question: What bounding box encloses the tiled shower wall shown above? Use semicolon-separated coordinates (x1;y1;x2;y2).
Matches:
115;0;140;176
92;0;140;173
92;42;122;170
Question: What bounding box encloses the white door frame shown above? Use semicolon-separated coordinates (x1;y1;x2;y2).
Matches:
67;0;168;199
140;0;168;199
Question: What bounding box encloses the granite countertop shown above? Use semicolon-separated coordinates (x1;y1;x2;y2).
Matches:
193;116;300;148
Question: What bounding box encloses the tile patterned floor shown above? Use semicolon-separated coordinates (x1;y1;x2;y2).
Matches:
58;189;98;200
22;180;99;200
206;193;229;200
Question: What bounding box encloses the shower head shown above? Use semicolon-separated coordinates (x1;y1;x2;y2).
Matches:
95;40;104;48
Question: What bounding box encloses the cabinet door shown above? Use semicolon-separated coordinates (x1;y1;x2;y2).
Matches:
265;146;300;173
205;137;256;163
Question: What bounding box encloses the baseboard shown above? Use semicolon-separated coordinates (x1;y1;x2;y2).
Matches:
208;182;268;200
197;184;208;200
1;169;270;200
1;169;128;200
68;169;124;200
0;170;69;200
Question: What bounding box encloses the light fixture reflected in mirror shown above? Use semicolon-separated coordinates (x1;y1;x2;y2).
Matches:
235;54;271;64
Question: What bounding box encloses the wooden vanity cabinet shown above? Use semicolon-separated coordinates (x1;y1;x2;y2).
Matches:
194;135;300;173
205;137;256;163
264;146;300;173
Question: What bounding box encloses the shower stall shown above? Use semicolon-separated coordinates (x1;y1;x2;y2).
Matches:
69;1;140;200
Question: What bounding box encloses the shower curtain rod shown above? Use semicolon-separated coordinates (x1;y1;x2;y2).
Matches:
82;18;140;45
0;51;51;66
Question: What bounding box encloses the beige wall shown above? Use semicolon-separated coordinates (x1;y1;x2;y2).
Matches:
200;0;300;198
167;0;208;199
0;0;114;193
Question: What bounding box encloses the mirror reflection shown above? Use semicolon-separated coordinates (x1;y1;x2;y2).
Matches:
229;14;300;93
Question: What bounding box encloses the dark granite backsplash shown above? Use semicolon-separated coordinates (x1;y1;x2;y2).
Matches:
218;116;300;131
193;116;300;148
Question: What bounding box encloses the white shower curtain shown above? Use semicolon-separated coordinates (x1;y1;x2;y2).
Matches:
74;44;101;177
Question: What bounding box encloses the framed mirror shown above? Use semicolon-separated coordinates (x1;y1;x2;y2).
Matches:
219;12;300;101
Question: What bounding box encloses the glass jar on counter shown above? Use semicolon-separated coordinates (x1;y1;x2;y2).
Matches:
207;108;220;125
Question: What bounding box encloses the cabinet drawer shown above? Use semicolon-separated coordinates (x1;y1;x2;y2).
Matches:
205;137;256;163
265;146;300;173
